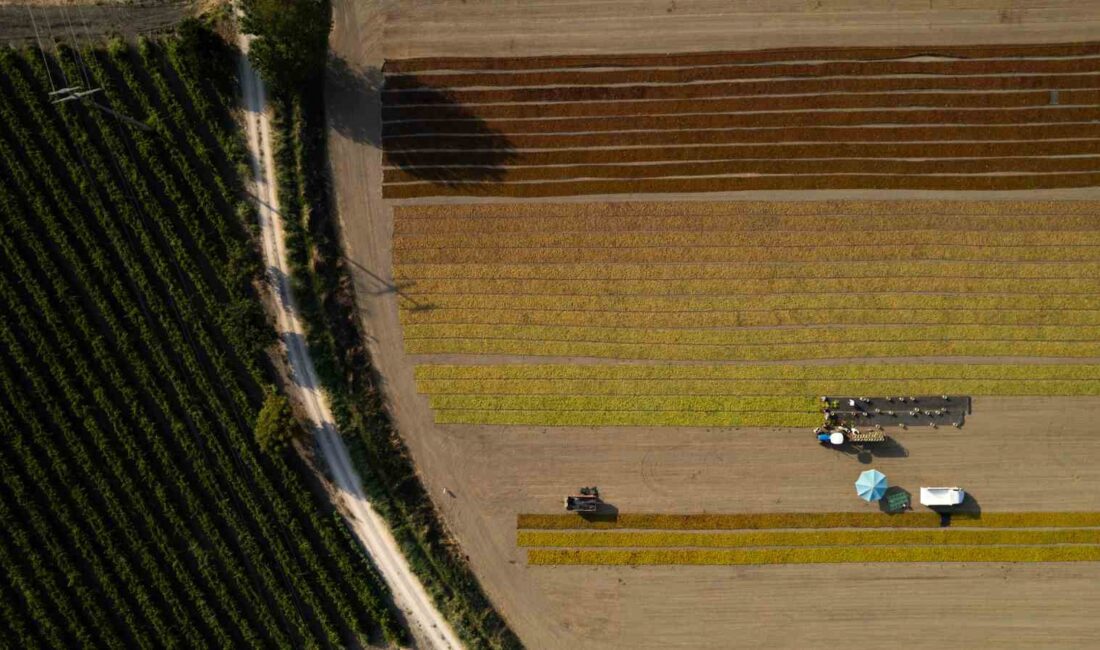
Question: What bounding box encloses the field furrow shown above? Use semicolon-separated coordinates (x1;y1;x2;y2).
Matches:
384;139;1100;168
386;57;1100;90
384;43;1100;73
383;124;1100;151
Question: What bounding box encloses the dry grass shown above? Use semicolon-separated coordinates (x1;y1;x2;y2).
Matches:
406;338;1100;362
394;229;1100;251
384;125;1100;154
383;91;1100;121
404;293;1100;313
384;173;1100;199
395;243;1100;264
385;108;1098;138
386;57;1100;90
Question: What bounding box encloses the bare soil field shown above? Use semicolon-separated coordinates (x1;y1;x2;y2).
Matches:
328;1;1100;647
0;1;189;45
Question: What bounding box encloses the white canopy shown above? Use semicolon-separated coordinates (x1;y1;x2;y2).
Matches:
920;487;965;506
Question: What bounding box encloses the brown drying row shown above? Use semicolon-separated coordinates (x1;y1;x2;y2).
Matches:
381;72;1100;105
382;140;1100;168
384;57;1100;90
381;89;1100;121
382;124;1100;151
382;172;1100;199
383;157;1100;185
393;200;1100;220
383;42;1100;73
382;106;1096;137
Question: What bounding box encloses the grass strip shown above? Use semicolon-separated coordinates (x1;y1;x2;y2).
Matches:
383;107;1099;138
517;528;1100;548
386;57;1100;90
405;338;1100;362
385;156;1100;184
409;294;1100;314
416;378;1100;398
429;395;819;413
394;214;1100;235
382;124;1100;151
381;73;1100;105
383;42;1100;73
394;229;1100;250
394;277;1100;298
516;512;1100;530
402;307;1100;328
383;90;1100;121
432;410;820;427
394;243;1100;264
402;323;1100;346
394;261;1100;280
526;545;1100;565
384;139;1100;168
382;172;1100;199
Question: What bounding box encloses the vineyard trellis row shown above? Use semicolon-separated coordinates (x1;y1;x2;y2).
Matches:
0;32;400;648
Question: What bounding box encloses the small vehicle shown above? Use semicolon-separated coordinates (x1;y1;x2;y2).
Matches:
815;425;885;445
564;486;602;512
919;486;966;507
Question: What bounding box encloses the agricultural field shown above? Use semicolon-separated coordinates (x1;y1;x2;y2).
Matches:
0;32;400;647
396;201;1100;427
329;2;1100;646
381;43;1100;198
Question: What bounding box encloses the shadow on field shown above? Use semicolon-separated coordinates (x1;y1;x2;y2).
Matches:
578;503;620;523
379;74;516;185
829;437;910;464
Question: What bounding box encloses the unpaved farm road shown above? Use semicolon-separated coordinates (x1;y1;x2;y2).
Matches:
235;24;462;650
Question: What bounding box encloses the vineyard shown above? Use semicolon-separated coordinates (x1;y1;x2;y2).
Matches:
518;512;1100;565
397;201;1100;427
0;31;401;648
381;42;1100;198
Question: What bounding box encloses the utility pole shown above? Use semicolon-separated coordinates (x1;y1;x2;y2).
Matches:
50;85;152;132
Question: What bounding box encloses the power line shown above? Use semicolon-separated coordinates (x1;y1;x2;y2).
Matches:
24;3;55;91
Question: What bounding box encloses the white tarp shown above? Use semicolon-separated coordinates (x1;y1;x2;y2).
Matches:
920;486;965;506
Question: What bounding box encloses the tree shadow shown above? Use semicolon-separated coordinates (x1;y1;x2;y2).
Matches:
326;55;382;147
380;74;516;185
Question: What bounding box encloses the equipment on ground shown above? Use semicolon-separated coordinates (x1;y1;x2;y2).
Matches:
919;487;966;507
884;490;911;513
815;425;885;445
565;487;602;512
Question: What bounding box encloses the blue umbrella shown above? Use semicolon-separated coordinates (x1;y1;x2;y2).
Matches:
855;469;888;502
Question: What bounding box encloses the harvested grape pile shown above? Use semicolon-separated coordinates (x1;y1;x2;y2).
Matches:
382;42;1100;198
397;200;1100;427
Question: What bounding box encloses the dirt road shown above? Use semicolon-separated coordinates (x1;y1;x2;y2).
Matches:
235;25;461;650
